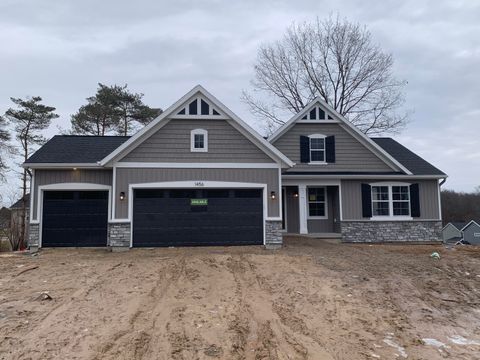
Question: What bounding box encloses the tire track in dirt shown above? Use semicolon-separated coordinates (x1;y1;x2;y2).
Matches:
225;254;328;360
92;255;187;360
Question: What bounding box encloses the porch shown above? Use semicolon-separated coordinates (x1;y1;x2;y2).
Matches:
281;181;341;235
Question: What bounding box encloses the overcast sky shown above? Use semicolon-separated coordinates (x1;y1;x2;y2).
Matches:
0;0;479;205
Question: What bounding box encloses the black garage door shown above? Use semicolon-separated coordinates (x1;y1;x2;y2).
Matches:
133;189;263;247
42;191;108;247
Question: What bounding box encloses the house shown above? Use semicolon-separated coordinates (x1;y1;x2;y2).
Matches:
23;85;446;250
9;194;30;244
461;220;480;245
0;207;11;246
442;222;466;243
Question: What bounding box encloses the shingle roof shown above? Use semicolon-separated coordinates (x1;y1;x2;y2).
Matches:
25;135;130;164
372;137;446;176
450;222;468;231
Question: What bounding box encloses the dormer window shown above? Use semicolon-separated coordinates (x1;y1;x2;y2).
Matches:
191;129;208;152
309;134;326;163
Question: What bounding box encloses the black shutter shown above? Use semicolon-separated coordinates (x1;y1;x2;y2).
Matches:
325;136;336;163
410;183;420;217
361;183;372;218
300;136;310;163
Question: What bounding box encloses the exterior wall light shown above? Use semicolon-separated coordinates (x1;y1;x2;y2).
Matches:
293;192;299;198
73;167;77;171
119;192;126;201
270;191;276;200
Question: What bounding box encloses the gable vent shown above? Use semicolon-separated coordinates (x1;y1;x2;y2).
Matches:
175;96;223;117
301;105;333;121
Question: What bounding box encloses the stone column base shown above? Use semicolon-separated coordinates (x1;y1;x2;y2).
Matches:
108;222;131;248
28;223;40;248
265;220;283;248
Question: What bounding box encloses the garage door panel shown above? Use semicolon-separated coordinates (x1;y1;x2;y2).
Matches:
133;188;263;247
42;190;108;247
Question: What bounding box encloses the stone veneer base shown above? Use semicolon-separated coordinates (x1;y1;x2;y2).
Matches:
108;222;131;247
265;220;283;248
341;220;442;243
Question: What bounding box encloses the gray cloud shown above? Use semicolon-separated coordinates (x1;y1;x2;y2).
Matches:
0;0;479;204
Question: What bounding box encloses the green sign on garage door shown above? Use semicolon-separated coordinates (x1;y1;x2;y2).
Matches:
191;199;208;206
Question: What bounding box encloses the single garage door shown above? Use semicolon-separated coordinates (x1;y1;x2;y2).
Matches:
42;191;108;247
133;188;263;247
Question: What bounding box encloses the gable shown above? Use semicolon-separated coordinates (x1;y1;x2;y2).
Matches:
269;99;410;174
100;85;293;167
120;119;274;163
271;122;394;172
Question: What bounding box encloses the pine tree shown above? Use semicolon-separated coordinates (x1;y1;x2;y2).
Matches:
3;96;58;249
71;83;160;136
0;115;11;181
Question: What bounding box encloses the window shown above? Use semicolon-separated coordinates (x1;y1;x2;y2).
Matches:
190;129;208;152
176;97;222;116
309;134;326;163
308;187;327;218
371;184;411;218
301;105;329;120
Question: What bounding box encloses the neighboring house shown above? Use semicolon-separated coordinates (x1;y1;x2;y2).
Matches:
23;85;446;250
0;207;11;244
461;221;480;245
10;194;30;244
442;222;466;243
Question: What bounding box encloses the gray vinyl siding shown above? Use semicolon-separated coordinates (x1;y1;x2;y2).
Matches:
271;123;393;172
442;224;462;241
32;169;112;219
115;168;280;218
341;179;440;220
120;119;273;163
463;223;480;245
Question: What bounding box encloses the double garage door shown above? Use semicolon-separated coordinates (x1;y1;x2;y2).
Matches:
41;188;263;247
133;188;263;247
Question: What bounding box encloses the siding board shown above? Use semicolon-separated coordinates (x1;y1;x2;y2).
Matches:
341;179;440;220
120;119;273;163
272;123;393;172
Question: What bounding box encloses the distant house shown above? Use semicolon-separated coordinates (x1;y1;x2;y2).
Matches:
461;221;480;245
0;207;11;244
442;222;466;243
9;194;30;244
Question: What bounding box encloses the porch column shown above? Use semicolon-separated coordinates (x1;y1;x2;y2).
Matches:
298;184;308;234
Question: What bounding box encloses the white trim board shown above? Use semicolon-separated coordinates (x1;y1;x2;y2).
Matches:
23;163;101;169
268;97;413;175
99;85;294;168
114;162;281;169
281;174;446;180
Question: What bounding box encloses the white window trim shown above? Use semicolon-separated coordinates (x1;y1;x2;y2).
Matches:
307;186;328;220
370;182;413;221
308;134;327;165
190;128;208;152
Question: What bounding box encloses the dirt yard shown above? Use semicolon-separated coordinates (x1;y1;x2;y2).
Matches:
1;237;480;360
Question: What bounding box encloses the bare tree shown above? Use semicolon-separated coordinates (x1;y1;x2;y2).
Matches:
242;16;408;135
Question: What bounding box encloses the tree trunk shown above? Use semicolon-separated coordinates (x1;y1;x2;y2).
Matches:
19;147;28;250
